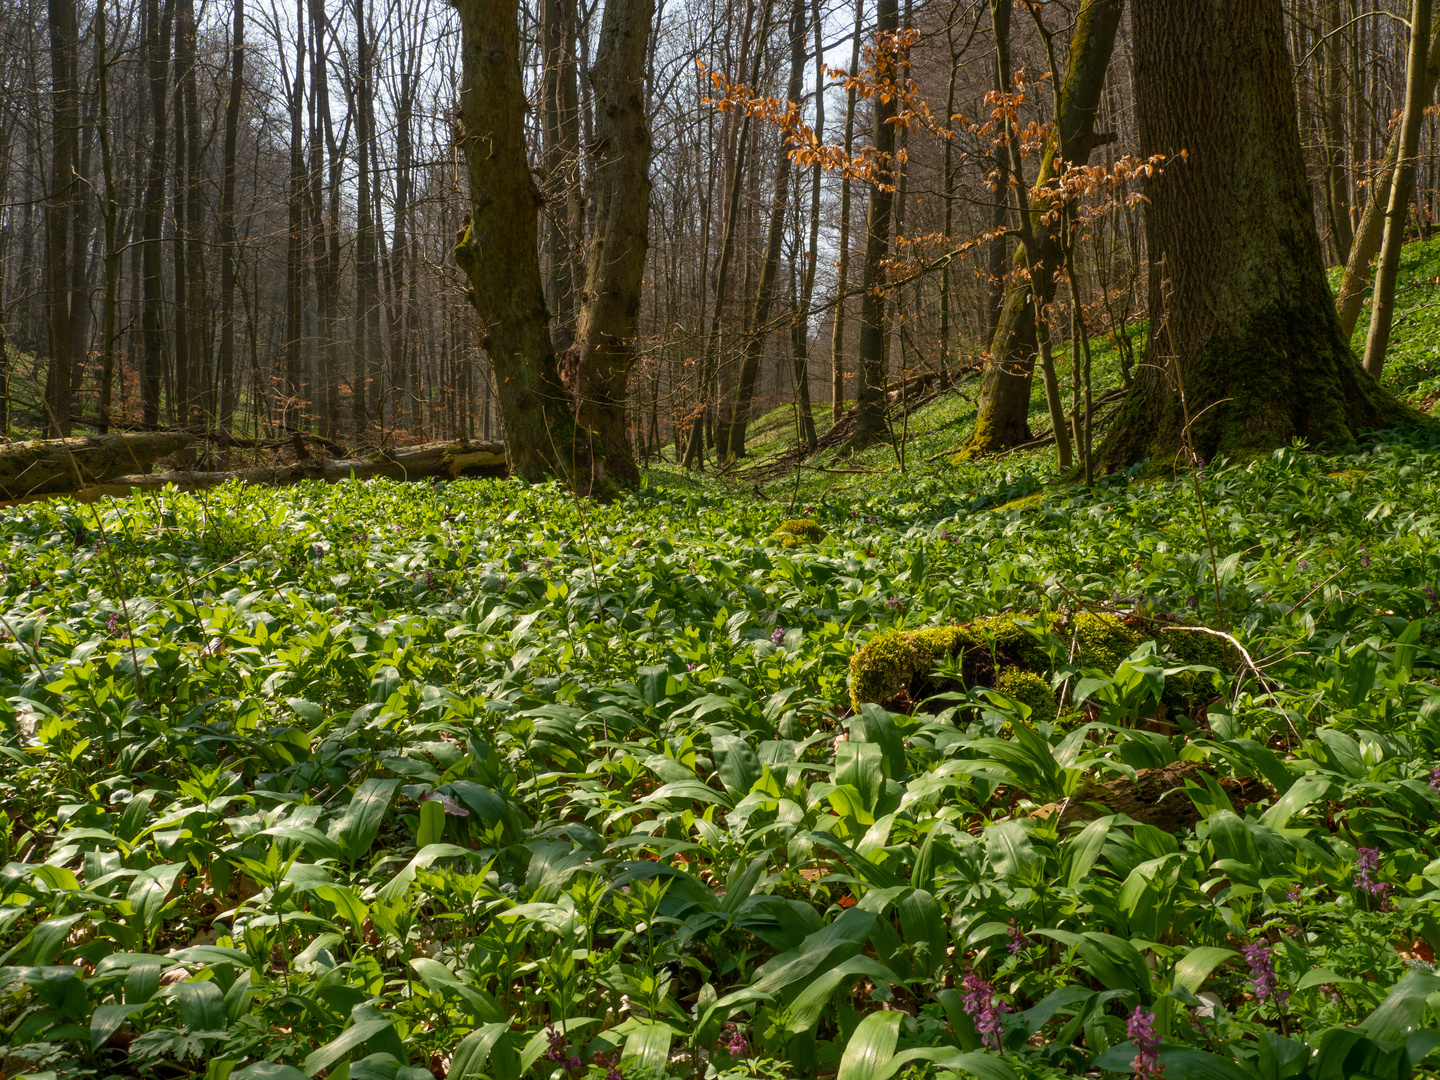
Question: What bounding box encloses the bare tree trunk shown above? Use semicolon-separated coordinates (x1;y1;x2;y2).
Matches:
850;0;901;448
718;0;804;461
43;0;79;435
829;0;863;420
140;0;171;427
451;0;599;488
1363;0;1431;378
1335;12;1440;342
789;0;824;449
961;0;1123;457
542;0;582;351
353;0;377;435
96;0;121;432
218;0;243;433
571;0;654;485
178;0;205;427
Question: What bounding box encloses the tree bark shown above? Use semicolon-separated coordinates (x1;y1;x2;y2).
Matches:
960;0;1123;457
718;0;804;461
1335;12;1440;341
452;0;601;489
849;0;901;448
1102;0;1410;469
218;0;244;434
829;0;863;421
571;0;654;485
140;0;171;428
542;0;583;351
43;0;80;436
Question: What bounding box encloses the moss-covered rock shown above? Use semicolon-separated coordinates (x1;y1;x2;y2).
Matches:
992;492;1044;514
994;667;1057;725
772;519;827;547
848;609;1233;716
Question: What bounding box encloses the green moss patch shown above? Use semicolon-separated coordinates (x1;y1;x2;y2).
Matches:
848;609;1233;715
772;518;828;547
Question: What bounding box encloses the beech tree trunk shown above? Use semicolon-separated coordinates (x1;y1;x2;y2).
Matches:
960;0;1123;457
452;0;601;490
217;0;243;434
1335;12;1440;341
1102;0;1408;469
140;0;171;427
571;0;654;486
43;0;79;436
1363;0;1432;379
828;0;862;421
849;0;900;448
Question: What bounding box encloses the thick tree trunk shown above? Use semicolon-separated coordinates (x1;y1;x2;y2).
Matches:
542;0;583;351
96;0;121;433
961;0;1123;457
452;0;600;489
1102;0;1409;469
849;0;900;448
571;0;654;486
284;0;306;432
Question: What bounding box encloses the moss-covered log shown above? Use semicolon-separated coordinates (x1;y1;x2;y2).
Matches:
0;432;194;500
847;610;1232;716
1031;760;1270;833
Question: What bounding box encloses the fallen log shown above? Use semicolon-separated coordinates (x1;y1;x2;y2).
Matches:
0;432;196;501
76;439;508;498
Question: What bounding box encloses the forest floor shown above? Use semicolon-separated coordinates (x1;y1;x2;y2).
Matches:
2;243;1440;1080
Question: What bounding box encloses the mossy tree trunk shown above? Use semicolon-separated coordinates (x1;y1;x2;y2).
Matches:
1101;0;1409;469
452;0;601;490
571;0;654;487
960;0;1123;457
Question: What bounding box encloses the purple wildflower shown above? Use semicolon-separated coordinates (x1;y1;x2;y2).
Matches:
1286;884;1303;903
869;514;878;525
1186;596;1198;610
94;539;104;554
424;568;437;590
721;1021;749;1058
1127;1005;1164;1080
1006;920;1030;956
686;661;698;671
1425;583;1438;606
960;969;1009;1050
543;1025;567;1063
544;558;554;572
1430;765;1440;793
593;1053;623;1080
1353;846;1392;902
519;559;529;572
771;626;785;647
939;528;953;542
883;596;905;612
1358;547;1371;569
1241;941;1286;1006
1298;560;1310;572
106;611;121;637
311;543;325;560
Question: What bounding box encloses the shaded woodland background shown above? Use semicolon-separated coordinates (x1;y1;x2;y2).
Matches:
0;0;1432;457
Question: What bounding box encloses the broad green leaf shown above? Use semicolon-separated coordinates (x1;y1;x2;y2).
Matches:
620;1019;673;1075
1173;947;1238;994
333;778;401;865
836;1009;902;1080
303;1017;398;1076
171;979;226;1030
446;1023;516;1080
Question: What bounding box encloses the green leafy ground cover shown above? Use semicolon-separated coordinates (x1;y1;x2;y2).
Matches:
2;238;1440;1080
3;424;1440;1080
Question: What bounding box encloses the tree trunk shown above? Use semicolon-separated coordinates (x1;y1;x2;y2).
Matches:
1363;0;1432;379
829;0;863;421
140;0;171;428
849;0;900;448
1335;12;1440;341
961;0;1123;457
571;0;654;486
452;0;600;489
718;0;804;461
1102;0;1409;469
218;0;243;434
43;0;79;436
178;0;206;428
1320;0;1353;264
542;0;583;351
96;0;121;432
